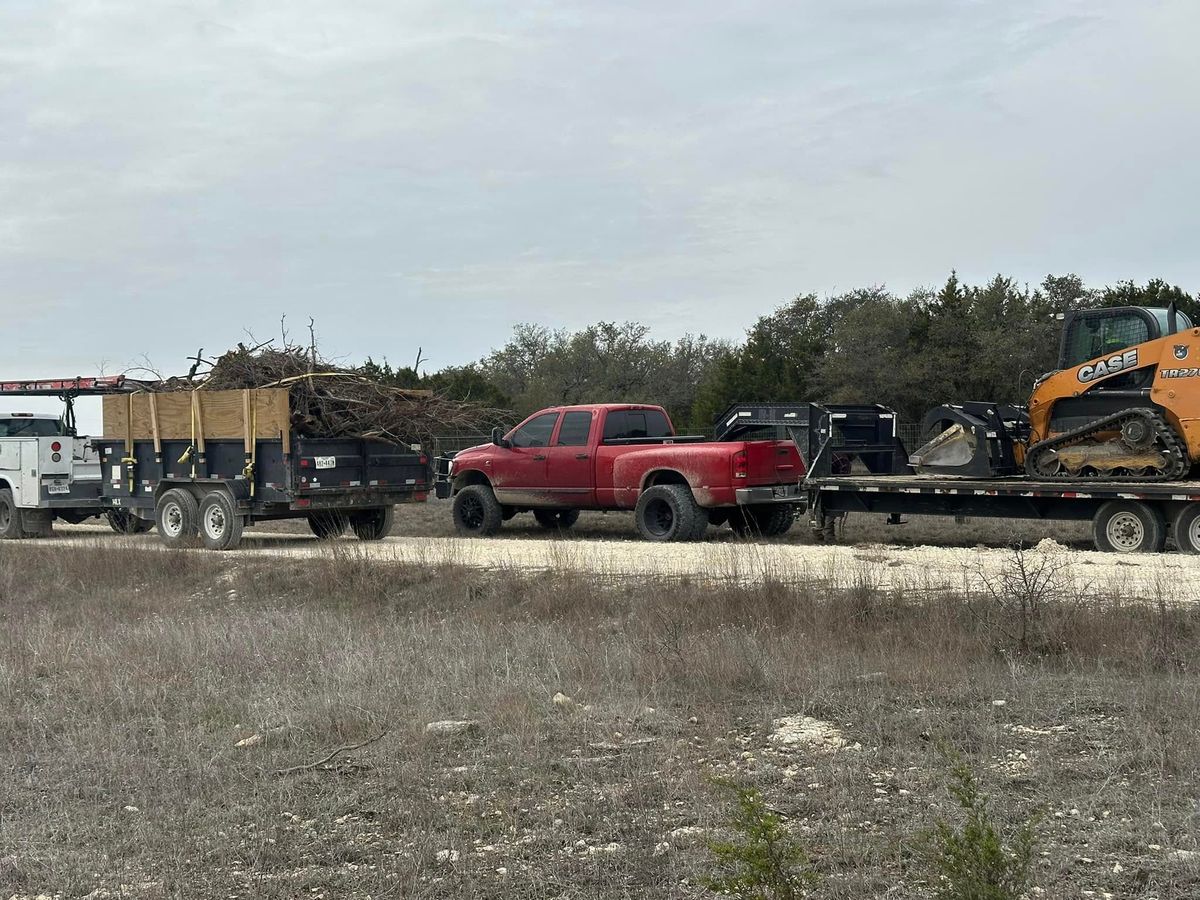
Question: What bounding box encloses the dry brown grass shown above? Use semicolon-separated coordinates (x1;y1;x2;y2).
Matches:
1;542;1198;898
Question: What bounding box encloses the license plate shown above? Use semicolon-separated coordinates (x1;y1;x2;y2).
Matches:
47;481;70;495
314;456;337;470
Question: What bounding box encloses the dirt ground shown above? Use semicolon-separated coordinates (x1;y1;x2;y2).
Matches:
52;499;1197;602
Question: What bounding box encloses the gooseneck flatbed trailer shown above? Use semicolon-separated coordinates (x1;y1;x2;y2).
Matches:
716;401;1200;553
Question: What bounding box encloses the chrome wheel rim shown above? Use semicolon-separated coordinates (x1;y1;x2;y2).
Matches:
1106;512;1144;551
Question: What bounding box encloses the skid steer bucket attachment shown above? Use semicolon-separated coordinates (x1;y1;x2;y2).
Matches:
909;403;1028;477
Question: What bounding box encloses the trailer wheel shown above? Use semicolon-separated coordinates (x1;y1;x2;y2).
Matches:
1172;503;1200;553
307;512;348;540
453;485;504;536
198;491;244;551
534;509;580;530
0;489;23;540
107;509;152;535
1092;500;1166;553
635;484;704;542
155;488;199;549
350;506;395;541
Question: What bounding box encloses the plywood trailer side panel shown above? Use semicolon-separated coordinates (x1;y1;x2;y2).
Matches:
102;389;291;442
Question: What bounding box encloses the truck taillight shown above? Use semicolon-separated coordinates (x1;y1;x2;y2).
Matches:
732;449;748;479
50;441;61;453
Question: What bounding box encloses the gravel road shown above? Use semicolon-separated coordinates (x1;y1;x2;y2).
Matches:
47;524;1200;601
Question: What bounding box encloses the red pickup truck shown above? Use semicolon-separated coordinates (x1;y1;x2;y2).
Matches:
436;403;805;541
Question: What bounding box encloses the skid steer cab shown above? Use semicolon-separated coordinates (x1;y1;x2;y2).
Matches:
911;304;1200;484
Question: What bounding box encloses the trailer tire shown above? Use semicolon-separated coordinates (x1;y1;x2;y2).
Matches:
307;512;348;540
635;484;703;542
350;506;395;541
156;488;199;548
107;509;152;535
534;509;580;530
199;491;244;551
1092;500;1165;553
453;485;504;537
0;489;24;540
1172;503;1200;554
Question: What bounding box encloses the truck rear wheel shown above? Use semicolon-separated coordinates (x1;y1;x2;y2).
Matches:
730;504;795;538
1173;503;1200;553
156;489;199;549
350;506;394;541
0;489;22;540
534;509;580;530
1092;500;1165;553
635;484;704;542
199;491;244;551
307;512;348;540
453;485;504;536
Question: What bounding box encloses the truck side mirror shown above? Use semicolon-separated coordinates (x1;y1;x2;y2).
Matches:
491;426;510;448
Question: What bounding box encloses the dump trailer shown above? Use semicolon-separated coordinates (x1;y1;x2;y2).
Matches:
101;388;430;549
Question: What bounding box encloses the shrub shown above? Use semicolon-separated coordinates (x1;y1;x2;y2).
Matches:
704;779;816;900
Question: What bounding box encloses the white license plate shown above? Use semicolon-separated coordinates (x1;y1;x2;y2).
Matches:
314;456;337;470
47;482;70;495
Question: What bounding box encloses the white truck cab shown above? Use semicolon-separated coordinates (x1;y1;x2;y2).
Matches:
0;411;103;538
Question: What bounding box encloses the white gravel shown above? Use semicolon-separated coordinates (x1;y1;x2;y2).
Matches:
44;524;1200;602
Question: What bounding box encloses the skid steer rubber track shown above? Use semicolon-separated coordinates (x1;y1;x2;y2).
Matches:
1024;407;1189;482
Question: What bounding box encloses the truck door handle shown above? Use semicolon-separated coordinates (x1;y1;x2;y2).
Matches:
575;453;589;460
533;454;546;460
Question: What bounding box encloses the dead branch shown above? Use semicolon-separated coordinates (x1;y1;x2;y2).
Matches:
273;729;390;777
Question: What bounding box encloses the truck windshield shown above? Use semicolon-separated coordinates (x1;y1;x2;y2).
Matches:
0;418;64;437
603;409;672;441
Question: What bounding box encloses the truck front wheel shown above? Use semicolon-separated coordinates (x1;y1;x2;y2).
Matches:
635;484;705;542
350;506;395;541
1092;500;1165;553
534;509;580;530
156;489;200;549
199;491;244;551
453;485;504;537
0;488;22;540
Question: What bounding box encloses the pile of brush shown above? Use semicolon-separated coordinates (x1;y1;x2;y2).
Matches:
152;340;504;446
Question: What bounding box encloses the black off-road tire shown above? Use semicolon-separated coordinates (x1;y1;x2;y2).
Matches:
1092;500;1166;553
635;484;704;543
533;509;580;530
350;506;395;541
1173;503;1200;554
107;509;152;535
0;489;23;540
729;504;793;538
199;491;245;551
453;484;504;537
155;488;200;549
307;512;348;540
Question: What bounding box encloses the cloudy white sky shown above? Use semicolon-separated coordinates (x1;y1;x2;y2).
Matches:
2;0;1199;394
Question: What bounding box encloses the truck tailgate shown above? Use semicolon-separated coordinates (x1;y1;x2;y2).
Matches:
295;438;429;494
743;440;803;485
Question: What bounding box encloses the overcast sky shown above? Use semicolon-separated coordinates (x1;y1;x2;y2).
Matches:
3;0;1199;400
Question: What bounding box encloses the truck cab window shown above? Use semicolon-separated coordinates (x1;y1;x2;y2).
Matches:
554;411;593;447
604;409;672;441
510;412;559;448
0;418;64;437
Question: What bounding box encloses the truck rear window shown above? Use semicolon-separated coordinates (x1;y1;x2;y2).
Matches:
0;418;64;437
603;409;672;441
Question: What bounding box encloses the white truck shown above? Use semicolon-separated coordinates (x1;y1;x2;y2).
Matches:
0;377;150;539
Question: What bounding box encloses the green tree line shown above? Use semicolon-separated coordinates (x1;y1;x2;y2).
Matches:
366;273;1196;432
